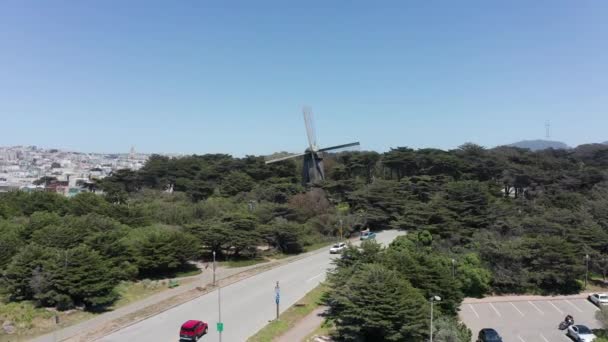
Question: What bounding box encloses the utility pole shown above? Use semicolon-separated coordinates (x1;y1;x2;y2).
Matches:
451;259;456;280
212;251;216;286
585;254;589;289
275;281;280;320
217;283;223;342
339;219;343;241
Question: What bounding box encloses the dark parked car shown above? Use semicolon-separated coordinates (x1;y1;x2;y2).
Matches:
179;320;208;341
477;328;503;342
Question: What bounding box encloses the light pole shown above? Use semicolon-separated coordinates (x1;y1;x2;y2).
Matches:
451;259;456;280
585;254;589;289
339;219;343;241
430;295;441;342
212;251;216;286
218;283;222;342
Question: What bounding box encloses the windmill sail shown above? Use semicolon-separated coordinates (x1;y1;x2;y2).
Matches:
318;142;361;152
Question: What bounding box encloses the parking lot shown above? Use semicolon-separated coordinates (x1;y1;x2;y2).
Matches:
460;296;602;341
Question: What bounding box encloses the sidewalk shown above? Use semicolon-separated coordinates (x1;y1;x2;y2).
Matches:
276;306;328;342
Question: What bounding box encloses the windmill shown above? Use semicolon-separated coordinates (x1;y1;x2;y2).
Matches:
265;106;360;184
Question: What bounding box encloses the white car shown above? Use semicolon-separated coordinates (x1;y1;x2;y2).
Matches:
588;293;608;306
329;242;347;254
567;325;596;342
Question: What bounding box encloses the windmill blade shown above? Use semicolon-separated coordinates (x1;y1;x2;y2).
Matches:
318;142;361;152
265;152;308;164
302;106;318;151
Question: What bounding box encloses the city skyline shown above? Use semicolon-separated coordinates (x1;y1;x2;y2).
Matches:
1;1;607;156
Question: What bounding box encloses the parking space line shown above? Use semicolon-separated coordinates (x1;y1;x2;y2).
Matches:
528;301;544;315
565;299;583;313
511;302;524;316
489;302;501;317
549;301;564;314
583;299;601;311
540;333;549;342
517;335;526;342
468;304;480;318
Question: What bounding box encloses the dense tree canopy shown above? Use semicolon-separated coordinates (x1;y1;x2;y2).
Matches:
2;143;608;326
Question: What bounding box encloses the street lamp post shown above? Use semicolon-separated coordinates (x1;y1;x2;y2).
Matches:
451;259;456;280
218;283;222;342
585;254;589;289
339;219;343;241
212;251;216;286
430;296;441;342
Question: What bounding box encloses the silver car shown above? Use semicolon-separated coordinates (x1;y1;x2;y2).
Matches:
567;325;596;342
588;293;608;307
329;242;346;254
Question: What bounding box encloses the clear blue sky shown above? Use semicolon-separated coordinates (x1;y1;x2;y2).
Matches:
1;1;607;156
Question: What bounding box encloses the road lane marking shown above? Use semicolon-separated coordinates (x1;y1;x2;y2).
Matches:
468;304;480;318
540;333;549;342
517;335;526;342
528;301;544;315
565;299;583;313
306;272;324;282
549;301;564;314
511;302;524;316
489;302;501;317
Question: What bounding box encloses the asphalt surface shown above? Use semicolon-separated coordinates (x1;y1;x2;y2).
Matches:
99;230;404;342
460;296;602;342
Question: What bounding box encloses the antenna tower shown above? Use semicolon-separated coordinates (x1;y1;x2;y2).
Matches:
545;121;551;139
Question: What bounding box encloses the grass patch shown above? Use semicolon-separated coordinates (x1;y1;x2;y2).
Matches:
111;280;172;309
0;301;94;342
248;283;327;342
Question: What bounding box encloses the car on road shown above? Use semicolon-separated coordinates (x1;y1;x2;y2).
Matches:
330;242;347;254
179;320;208;341
566;324;596;342
588;293;608;306
476;328;503;342
360;231;376;240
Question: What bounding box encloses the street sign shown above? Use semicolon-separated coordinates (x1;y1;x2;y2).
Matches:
275;293;280;304
217;322;224;332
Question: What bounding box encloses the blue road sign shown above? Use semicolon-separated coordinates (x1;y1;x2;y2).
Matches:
275;293;280;304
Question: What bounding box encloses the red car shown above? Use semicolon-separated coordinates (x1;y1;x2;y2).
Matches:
179;320;208;341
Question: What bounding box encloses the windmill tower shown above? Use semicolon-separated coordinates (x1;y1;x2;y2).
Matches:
265;106;360;184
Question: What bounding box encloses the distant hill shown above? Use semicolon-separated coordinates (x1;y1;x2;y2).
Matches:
507;140;570;151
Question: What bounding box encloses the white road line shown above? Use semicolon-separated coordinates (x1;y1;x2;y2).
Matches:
489;302;501;317
549;301;564;314
528;301;544;315
565;299;583;313
540;333;549;342
306;272;324;282
468;304;480;318
518;335;526;342
511;302;524;316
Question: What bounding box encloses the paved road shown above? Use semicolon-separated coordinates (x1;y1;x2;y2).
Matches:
460;295;602;342
99;230;404;342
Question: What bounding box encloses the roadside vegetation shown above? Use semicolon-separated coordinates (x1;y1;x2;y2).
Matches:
2;143;608;340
